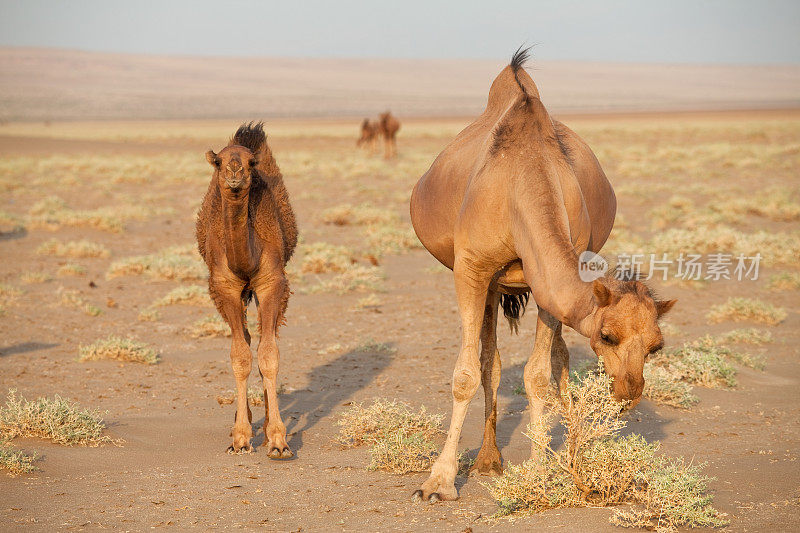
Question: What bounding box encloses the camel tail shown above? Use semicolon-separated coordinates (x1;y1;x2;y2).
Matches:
510;45;533;100
500;293;529;335
231;121;266;153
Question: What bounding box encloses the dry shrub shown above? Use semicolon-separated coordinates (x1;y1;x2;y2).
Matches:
0;440;37;476
187;315;231;338
20;271;52;284
152;285;209;307
57;263;87;277
365;224;422;255
79;335;159;364
707;297;786;325
643;365;699;409
27;195;163;232
716;328;773;345
709;187;800;222
336;399;444;474
767;272;800;290
137;307;161;322
106;245;205;281
0;209;25;233
0;390;114;446
485;373;727;532
300;242;357;274
301;265;386;294
36;239;110;258
355;293;381;309
59;288;101;316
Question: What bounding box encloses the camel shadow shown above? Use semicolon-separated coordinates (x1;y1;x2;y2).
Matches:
0;228;27;241
0;342;58;357
251;343;395;455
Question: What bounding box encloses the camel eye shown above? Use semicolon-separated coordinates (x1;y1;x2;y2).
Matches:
600;332;618;345
248;159;257;168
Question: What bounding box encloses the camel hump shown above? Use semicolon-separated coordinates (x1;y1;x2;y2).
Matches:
230;121;266;154
489;95;556;156
486;46;540;111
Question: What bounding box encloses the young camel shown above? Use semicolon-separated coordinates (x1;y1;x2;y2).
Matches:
356;118;379;154
196;122;298;457
378;111;401;159
409;48;676;502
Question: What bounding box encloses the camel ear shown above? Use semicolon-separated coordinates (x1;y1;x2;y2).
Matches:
656;299;677;317
592;279;612;308
205;150;220;168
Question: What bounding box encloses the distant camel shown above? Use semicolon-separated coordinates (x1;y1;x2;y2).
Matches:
356;118;380;154
378;111;400;159
196;122;298;457
409;48;676;502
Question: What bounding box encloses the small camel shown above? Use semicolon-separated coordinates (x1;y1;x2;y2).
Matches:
377;111;401;159
357;118;380;154
409;48;675;502
196;122;298;457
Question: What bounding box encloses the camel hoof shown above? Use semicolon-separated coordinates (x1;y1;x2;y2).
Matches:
267;446;293;460
411;490;424;503
428;493;441;503
227;443;253;455
469;460;503;477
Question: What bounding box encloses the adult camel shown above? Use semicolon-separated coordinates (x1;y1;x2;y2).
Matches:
409;48;675;502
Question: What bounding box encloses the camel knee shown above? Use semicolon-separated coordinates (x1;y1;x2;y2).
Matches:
230;342;252;379
452;365;480;402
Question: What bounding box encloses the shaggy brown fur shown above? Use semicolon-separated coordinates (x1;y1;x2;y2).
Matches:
377;111;401;159
196;121;297;457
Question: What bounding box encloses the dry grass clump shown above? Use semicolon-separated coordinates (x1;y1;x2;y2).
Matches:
28;195;125;232
20;271;52;284
57;263;88;277
0;440;37;476
78;335;159;364
152;285;209;307
767;272;800;290
320;203;398;226
0;209;25;233
649;226;800;266
485;373;727;532
707;297;786;325
716;328;773;345
300;242;357;274
0;283;23;304
107;245;205;281
187;315;230;338
355;293;381;309
36;239;110;258
137;307;161;322
301;265;386;294
649;338;744;390
336;399;444;474
643;365;699;409
709;187;800;222
366;224;422;255
0;390;114;446
60;288;101;316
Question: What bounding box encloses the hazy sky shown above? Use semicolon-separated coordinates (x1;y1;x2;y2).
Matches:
1;0;799;63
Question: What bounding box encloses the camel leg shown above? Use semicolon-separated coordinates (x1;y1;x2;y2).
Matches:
391;135;397;158
413;262;489;502
550;322;570;400
384;136;392;159
254;275;292;459
217;281;253;453
469;290;503;476
524;307;560;462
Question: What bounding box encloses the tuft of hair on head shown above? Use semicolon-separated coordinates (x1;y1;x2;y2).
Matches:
231;121;266;153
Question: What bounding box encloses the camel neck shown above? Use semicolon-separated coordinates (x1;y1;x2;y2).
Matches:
221;193;255;278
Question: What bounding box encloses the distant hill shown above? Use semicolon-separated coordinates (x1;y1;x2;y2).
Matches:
1;48;798;121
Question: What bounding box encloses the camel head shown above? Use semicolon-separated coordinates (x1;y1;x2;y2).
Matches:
206;146;258;197
588;277;676;408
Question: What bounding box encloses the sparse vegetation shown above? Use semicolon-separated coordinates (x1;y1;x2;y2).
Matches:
0;440;37;476
36;238;110;258
337;399;444;474
0;390;114;446
152;285;209;307
707;297;786;325
485;373;727;531
60;288;101;316
716;328;773;345
355;293;381;309
107;244;205;281
320;203;398;226
57;263;87;277
187;315;230;338
20;271;52;284
79;335;159;364
767;272;800;290
299;242;357;274
300;265;386;294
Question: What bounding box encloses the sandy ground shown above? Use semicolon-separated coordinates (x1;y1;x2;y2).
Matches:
0;111;799;531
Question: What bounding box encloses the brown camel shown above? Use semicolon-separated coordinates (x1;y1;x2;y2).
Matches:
409;48;676;502
196;122;298;456
356;118;380;154
377;111;400;159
